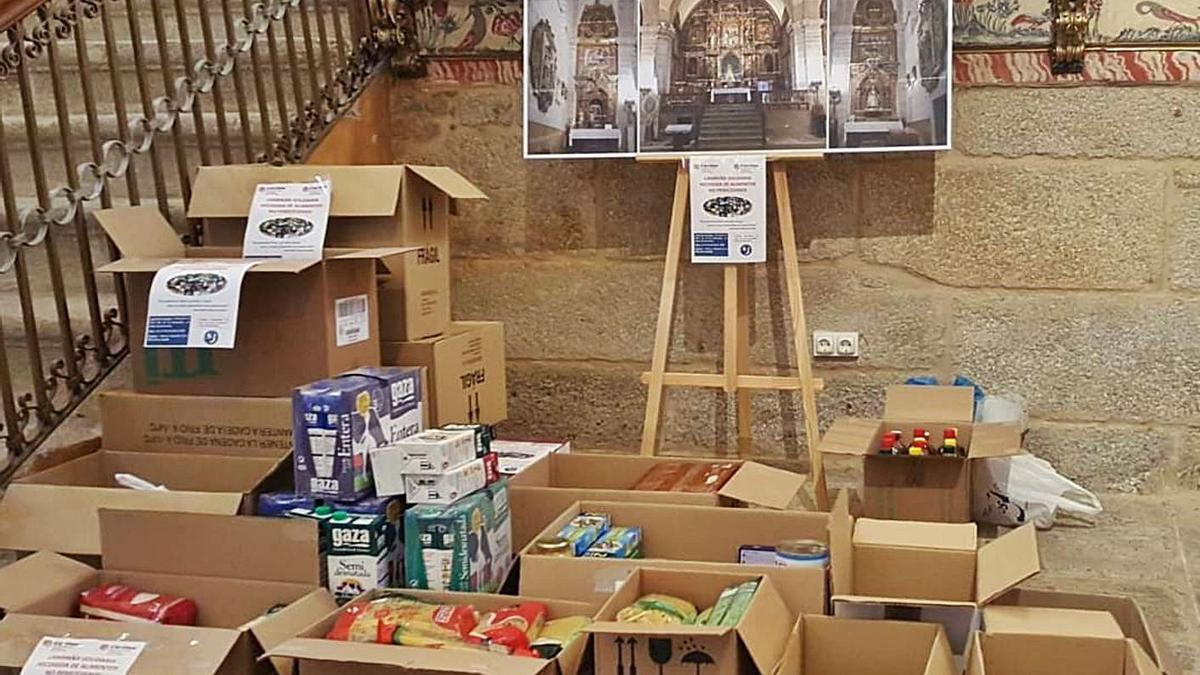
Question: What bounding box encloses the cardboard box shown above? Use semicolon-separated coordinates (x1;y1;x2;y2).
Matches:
0;510;337;675
99;389;292;458
519;500;830;616
494;438;571;476
775;615;956;675
0;447;287;556
382;321;508;426
190;164;487;341
967;606;1160;675
820;385;1022;522
95;206;414;397
403;456;490;505
268;588;597;675
587;569;792;675
508;453;806;551
405;481;513;593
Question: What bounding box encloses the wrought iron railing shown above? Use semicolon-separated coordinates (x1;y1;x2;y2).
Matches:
0;0;408;480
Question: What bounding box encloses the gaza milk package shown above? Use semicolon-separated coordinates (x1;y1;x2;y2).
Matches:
405;480;513;593
293;366;424;500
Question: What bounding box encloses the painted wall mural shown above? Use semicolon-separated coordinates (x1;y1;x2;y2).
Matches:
414;0;524;54
953;0;1200;48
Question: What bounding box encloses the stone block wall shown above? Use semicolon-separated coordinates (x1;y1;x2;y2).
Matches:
391;77;1200;494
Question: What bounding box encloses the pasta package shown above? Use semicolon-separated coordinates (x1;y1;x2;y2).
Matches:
78;584;198;626
531;616;591;659
615;594;698;625
326;594;478;647
470;603;548;655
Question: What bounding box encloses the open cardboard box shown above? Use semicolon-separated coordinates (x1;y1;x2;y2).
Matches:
191;164;487;341
587;568;792;675
94;206;414;397
518;500;830;615
507;452;806;550
0;510;336;675
268;588;598;675
966;606;1160;675
774;615;956;675
820;385;1022;522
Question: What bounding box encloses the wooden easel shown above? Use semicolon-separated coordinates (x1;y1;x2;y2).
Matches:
639;157;829;510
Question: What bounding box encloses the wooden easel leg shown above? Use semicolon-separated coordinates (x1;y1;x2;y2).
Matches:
640;163;690;456
735;266;753;457
772;163;829;510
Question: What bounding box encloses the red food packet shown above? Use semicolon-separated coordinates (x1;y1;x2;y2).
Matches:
470;603;548;655
632;462;690;491
483;452;501;484
673;463;738;493
78;585;198;626
327;595;478;644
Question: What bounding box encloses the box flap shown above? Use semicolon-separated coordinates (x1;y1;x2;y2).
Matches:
1126;639;1160;675
0;483;245;555
587;623;733;638
966;425;1023;459
829;490;854;597
99;510;321;584
0;551;96;614
246;589;339;675
975;524;1040;604
717;461;805;509
832;594;979;609
189;164;404;217
884;385;974;424
925;624;958;675
965;633;985;675
852;518;977;552
329;245;421;261
268;637;551;675
818;418;880;456
735;575;794;675
98;256;323;274
983;606;1123;639
92;206;185;259
407;165;488;201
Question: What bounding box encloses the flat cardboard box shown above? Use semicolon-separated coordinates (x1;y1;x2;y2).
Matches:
94;206;413;397
0;510;336;675
967;606;1159;675
519;500;830;616
508;452;806;550
494;439;571;476
587;568;792;675
99;389;292;458
382;321;508;426
775;615;957;675
820;385;1022;522
191;164;487;341
0;448;287;555
268;588;597;675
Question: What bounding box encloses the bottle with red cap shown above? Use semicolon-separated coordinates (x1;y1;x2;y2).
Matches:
908;429;928;456
889;429;906;454
879;433;897;455
940;427;959;456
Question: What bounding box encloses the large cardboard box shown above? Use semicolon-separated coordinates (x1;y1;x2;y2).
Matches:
820;385;1023;522
95;206;413;397
587;569;792;675
0;510;336;675
268;588;598;675
967;607;1160;675
191;164;487;341
100;389;292;457
508;452;806;550
775;615;956;675
382;321;507;426
519;500;830;615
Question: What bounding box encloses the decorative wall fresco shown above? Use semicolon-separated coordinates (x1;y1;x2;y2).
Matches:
953;48;1200;83
952;0;1200;48
414;0;524;54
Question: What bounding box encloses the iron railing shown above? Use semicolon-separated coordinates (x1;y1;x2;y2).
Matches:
0;0;406;480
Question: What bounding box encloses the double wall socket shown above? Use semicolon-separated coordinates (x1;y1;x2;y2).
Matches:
813;331;860;359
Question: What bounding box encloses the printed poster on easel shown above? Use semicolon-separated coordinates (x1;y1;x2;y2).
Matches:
689;155;766;263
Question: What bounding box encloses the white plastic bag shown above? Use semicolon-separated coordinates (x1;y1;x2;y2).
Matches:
972;454;1102;529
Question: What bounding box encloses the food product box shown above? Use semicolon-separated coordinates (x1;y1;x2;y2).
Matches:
519;500;830;616
0;510;336;675
99;390;292;458
191;164;487;341
774;615;956;675
967;606;1160;675
586;569;793;675
267;588;596;675
382;321;508;426
293;366;425;500
819;385;1023;522
94;206;417;397
508;452;806;550
326;512;397;604
404;455;490;505
494;438;571;476
443;423;494;458
393;428;478;475
405;481;513;593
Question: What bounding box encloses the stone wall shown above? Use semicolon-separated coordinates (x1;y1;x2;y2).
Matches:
391;77;1200;494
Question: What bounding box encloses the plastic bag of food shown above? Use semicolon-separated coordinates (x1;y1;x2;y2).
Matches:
326;593;478;646
531;616;591;659
470;603;548;655
616;594;697;625
79;585;197;626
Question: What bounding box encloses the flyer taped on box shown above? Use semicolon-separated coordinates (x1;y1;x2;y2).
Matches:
20;637;146;675
689;156;766;264
242;178;331;259
143;260;259;349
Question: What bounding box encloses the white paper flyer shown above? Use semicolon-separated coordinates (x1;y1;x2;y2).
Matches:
143;260;259;349
21;637;145;675
689;156;767;264
242;179;331;259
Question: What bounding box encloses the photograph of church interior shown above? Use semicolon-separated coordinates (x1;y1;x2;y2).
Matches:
638;0;828;153
827;0;949;149
525;0;640;156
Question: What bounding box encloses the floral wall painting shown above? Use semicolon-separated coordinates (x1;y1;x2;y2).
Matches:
415;0;524;54
953;0;1200;48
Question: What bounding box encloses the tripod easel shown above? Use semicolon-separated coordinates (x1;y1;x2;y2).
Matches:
638;157;829;510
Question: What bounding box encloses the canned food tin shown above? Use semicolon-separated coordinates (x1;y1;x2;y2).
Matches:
534;537;574;557
775;539;829;568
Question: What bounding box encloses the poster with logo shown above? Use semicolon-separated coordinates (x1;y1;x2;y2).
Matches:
144;261;260;349
689;155;767;263
242;179;331;259
21;637;145;675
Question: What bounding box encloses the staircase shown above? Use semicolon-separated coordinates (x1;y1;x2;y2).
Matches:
697;103;765;151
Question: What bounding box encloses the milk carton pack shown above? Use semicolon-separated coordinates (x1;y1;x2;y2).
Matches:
326;512;397;604
404;480;512;593
293;367;423;500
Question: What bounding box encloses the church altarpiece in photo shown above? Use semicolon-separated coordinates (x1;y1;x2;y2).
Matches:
675;0;786;96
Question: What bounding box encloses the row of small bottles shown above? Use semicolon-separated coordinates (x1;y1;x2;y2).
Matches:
879;427;961;456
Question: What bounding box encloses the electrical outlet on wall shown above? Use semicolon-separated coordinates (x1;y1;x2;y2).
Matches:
813;331;860;359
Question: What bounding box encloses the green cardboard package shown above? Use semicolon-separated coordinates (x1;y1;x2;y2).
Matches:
404;480;512;592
